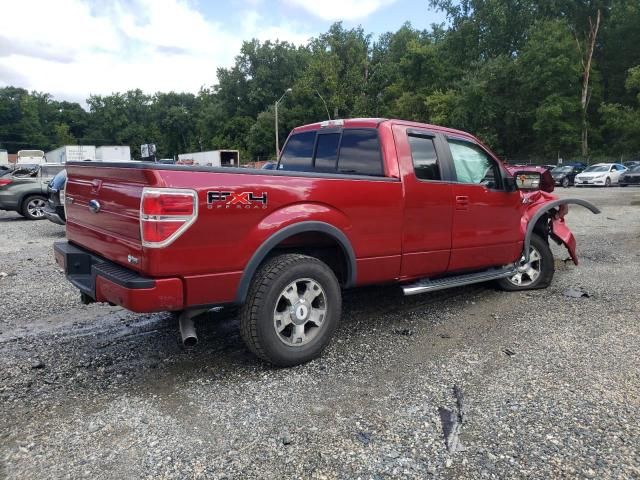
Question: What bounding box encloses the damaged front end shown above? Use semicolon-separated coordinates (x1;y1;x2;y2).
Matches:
520;191;600;265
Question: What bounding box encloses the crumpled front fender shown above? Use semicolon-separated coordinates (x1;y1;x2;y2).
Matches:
550;217;578;264
523;197;600;265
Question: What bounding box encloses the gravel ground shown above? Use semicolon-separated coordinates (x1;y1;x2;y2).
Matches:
0;187;639;479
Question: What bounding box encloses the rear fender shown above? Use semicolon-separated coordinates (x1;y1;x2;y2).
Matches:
523;198;600;265
235;203;357;303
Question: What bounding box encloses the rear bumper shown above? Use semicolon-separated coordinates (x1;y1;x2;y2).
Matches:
54;241;184;312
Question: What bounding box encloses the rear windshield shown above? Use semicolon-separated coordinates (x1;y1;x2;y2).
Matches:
279;128;383;177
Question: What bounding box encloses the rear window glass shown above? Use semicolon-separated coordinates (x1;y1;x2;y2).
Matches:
314;133;340;172
409;134;441;181
338;129;383;176
279;131;316;171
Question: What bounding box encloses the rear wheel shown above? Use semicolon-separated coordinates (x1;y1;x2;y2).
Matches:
605;177;612;187
21;195;47;220
497;234;554;291
240;254;341;367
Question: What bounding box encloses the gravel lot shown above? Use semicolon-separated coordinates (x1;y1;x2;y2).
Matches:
1;187;639;479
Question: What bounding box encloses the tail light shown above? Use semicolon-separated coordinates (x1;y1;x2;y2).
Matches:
140;188;198;248
0;179;12;187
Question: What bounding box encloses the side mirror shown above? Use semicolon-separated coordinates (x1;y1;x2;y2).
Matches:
513;171;542;190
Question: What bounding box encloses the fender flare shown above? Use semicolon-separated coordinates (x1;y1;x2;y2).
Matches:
524;198;600;262
235;221;357;303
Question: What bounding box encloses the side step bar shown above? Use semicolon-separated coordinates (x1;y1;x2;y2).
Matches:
402;266;517;296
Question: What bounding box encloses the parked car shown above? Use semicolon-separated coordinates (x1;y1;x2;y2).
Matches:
54;118;599;366
551;165;584;187
0;164;65;219
574;163;627;187
44;169;67;225
261;161;277;170
619;165;640;187
622;160;640;169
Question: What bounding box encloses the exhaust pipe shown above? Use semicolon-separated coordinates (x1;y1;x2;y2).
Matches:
178;309;204;347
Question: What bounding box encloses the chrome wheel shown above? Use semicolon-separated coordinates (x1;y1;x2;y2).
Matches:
27;198;46;218
273;278;327;347
507;247;542;287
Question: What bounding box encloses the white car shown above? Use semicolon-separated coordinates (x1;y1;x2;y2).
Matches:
574;163;627;187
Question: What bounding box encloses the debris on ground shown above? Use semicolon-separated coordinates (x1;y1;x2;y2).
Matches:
563;287;590;298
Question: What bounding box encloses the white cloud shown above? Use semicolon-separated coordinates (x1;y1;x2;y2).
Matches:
0;0;313;104
285;0;397;21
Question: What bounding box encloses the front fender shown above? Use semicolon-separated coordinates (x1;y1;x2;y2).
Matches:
523;197;600;264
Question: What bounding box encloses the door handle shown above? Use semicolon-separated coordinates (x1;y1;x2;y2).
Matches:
456;195;469;210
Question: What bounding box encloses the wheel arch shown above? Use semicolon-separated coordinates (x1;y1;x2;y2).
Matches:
523;198;600;262
235;221;357;303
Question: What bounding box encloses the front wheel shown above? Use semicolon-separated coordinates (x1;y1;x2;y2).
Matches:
497;234;554;291
240;253;341;367
562;177;570;188
22;195;47;220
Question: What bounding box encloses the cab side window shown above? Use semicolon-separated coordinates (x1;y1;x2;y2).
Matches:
448;139;502;189
408;134;441;181
279;131;316;171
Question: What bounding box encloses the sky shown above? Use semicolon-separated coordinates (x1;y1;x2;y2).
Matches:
0;0;446;105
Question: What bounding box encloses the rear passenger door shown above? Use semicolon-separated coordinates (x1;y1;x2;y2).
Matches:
392;125;455;279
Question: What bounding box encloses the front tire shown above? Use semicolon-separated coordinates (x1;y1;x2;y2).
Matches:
497;234;554;291
22;195;47;220
562;177;570;188
240;254;341;367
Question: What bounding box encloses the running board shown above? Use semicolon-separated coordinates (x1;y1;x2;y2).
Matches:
402;266;517;296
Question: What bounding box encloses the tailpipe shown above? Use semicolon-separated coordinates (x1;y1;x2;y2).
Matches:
178;309;206;347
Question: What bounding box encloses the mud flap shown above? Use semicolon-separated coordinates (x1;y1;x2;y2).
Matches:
524;198;600;264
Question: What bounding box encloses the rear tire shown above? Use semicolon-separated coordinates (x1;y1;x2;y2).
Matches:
21;195;47;220
497;234;554;291
605;177;611;187
240;253;341;367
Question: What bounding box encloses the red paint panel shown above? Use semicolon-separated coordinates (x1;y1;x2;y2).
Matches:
356;255;401;285
183;271;243;305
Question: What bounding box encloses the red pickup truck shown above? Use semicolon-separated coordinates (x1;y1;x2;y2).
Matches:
54;118;599;366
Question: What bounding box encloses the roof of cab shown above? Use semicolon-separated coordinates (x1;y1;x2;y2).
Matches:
292;118;476;141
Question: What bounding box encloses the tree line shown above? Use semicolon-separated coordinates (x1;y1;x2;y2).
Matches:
1;0;639;164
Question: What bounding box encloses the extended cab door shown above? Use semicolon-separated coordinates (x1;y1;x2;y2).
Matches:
444;137;523;271
392;125;454;279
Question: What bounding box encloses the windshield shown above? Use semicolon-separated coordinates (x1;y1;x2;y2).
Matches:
552;166;572;173
583;165;609;173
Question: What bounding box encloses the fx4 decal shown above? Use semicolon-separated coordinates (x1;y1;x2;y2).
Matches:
207;191;268;209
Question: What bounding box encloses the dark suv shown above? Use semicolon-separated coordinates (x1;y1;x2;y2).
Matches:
44;169;67;225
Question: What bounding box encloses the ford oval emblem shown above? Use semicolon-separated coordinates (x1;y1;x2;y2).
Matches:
88;199;101;213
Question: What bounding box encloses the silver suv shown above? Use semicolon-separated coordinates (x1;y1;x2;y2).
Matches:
0;164;66;220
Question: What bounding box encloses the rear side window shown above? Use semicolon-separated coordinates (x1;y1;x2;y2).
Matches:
279;131;316;171
338;129;383;176
314;133;340;172
408;134;441;181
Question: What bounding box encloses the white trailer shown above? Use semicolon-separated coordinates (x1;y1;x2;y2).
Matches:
177;150;239;167
0;150;8;165
96;146;131;161
45;145;96;163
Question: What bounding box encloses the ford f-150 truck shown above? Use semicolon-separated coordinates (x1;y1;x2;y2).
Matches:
54;118;599;366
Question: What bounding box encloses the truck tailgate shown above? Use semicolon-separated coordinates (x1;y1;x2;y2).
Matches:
65;164;155;272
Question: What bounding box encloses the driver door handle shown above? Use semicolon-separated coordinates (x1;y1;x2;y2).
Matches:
456;195;469;210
